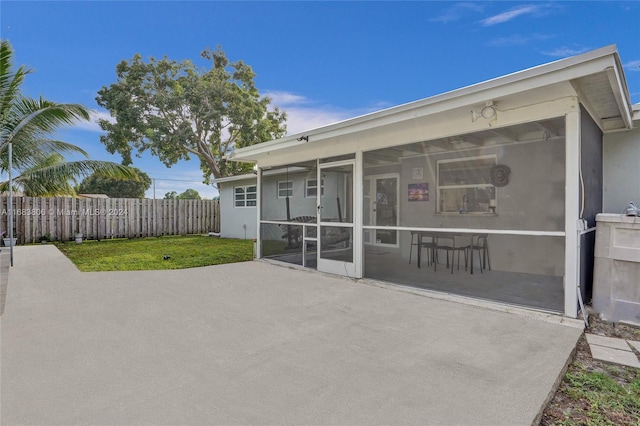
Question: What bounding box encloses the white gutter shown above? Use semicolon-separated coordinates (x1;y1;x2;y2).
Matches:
213;173;257;184
605;52;634;130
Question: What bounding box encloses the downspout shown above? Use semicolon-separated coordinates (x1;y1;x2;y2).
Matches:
576;220;595;328
576;114;588;328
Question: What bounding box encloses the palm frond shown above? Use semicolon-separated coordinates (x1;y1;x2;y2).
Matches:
0;39;136;197
0;40;33;119
2;156;140;196
2;97;90;148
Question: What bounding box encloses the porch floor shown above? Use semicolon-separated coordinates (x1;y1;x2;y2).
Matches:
265;248;564;313
364;249;564;313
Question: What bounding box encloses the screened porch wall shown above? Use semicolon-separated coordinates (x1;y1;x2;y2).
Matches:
259;162;319;267
259;161;350;267
363;120;567;312
260;162;318;223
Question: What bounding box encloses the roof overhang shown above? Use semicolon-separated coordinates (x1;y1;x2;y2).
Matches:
213;173;256;184
230;45;633;164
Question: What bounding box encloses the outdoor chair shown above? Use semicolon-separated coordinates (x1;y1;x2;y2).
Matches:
410;231;437;268
465;234;491;274
435;233;467;274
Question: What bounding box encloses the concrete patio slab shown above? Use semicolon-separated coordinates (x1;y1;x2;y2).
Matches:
628;340;640;353
589;344;640;369
1;245;582;425
586;333;633;351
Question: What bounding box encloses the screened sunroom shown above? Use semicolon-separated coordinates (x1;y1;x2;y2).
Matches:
228;46;633;318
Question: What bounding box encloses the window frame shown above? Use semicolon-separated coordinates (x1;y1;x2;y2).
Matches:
436;154;497;215
234;184;257;208
277;180;293;198
305;177;325;198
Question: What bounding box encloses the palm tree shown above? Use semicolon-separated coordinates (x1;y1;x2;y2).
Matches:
0;39;137;196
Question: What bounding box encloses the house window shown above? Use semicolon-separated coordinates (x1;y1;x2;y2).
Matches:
235;185;257;207
305;178;325;198
437;155;496;214
278;181;293;198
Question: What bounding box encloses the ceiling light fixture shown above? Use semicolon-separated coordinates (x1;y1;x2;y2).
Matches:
480;102;497;120
471;101;498;122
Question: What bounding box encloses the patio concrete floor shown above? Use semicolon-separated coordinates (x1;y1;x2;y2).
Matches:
1;245;583;425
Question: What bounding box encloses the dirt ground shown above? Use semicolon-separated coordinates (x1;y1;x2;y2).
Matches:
540;315;640;425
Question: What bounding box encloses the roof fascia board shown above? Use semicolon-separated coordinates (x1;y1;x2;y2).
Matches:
231;45;624;162
605;64;633;129
214;173;257;184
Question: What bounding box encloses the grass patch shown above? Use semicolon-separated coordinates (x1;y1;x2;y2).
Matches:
545;358;640;425
55;235;253;271
261;240;293;257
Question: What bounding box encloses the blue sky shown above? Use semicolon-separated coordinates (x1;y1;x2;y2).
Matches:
2;1;639;199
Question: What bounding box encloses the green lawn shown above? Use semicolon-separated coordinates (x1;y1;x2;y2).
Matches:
556;362;640;424
55;235;253;271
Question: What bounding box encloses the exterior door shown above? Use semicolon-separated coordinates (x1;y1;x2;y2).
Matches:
364;174;399;246
317;160;356;277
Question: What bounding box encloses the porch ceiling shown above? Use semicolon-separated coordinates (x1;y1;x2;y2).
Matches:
366;117;566;164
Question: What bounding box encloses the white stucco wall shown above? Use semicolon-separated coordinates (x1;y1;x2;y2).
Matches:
603;123;640;213
219;177;257;240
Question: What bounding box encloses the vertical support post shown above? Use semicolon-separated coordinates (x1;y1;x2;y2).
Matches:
316;160;321;266
8;142;14;267
354;151;363;279
565;108;580;318
255;165;262;259
152;178;157;236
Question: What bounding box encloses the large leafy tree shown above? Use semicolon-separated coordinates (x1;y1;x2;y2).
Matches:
164;189;201;200
76;167;152;198
176;188;201;200
0;40;138;196
96;47;287;182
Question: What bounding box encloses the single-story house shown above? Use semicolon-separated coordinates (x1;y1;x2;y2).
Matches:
218;45;639;318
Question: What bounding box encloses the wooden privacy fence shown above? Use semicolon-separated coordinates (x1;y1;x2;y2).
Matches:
0;197;220;244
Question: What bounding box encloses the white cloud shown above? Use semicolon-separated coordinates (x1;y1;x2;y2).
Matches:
263;91;310;106
264;90;377;136
431;2;484;24
480;5;539;26
624;60;640;72
72;109;114;132
282;107;355;135
541;46;590;57
486;33;553;47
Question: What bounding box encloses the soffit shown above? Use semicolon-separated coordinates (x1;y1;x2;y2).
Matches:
572;70;631;132
366;117;566;164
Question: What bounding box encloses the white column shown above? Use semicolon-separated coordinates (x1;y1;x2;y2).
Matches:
564;109;580;317
354;151;364;278
255;166;262;259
